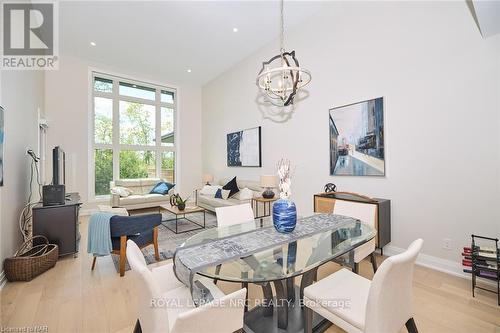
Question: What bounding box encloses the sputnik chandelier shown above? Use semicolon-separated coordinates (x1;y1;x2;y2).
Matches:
256;0;311;107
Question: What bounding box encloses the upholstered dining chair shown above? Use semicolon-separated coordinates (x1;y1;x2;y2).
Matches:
215;203;255;227
126;240;247;333
304;239;423;333
214;203;255;308
333;200;378;273
91;213;162;277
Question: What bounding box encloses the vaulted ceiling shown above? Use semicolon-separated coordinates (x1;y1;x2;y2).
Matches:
59;1;327;85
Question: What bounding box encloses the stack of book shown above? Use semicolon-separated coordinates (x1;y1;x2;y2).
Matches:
463;246;499;280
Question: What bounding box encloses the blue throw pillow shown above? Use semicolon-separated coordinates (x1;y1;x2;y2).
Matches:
150;182;175;195
214;188;223;199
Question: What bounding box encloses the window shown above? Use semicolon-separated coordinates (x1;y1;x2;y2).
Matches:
92;72;176;197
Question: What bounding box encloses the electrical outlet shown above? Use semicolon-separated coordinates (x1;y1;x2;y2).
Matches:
442;238;452;250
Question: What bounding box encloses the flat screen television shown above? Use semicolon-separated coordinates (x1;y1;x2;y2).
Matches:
52;146;65;185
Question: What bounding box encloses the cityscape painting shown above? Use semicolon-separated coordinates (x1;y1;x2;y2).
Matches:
227;126;262;167
329;97;385;176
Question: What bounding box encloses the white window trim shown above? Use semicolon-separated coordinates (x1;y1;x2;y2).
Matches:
88;69;179;201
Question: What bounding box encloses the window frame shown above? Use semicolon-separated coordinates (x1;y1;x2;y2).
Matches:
89;71;178;200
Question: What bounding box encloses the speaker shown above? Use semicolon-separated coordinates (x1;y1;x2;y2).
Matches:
42;185;66;206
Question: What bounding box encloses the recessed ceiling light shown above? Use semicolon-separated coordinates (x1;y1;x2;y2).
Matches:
187;69;192;73
90;41;96;46
233;27;238;33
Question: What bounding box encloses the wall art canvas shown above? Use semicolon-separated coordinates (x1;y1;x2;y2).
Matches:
227;126;262;167
329;97;385;176
0;106;4;186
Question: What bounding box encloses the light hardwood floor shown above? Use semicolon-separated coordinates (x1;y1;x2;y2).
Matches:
1;217;499;333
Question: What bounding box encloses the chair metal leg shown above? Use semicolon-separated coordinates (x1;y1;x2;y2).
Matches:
242;282;249;312
352;262;359;274
133;319;142;333
213;264;222;284
287;277;295;303
300;267;318;305
370;252;378;273
405;317;418;333
304;305;313;333
91;256;97;270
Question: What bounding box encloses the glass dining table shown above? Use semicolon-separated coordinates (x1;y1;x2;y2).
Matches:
181;215;376;333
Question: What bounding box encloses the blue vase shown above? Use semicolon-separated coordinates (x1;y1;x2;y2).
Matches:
273;199;297;233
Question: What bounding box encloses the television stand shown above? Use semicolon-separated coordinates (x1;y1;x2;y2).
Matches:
32;192;82;257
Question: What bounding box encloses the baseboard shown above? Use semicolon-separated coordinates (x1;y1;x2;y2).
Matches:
0;270;7;290
383;245;496;286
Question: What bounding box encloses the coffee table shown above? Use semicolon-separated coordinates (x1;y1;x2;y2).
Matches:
160;205;206;234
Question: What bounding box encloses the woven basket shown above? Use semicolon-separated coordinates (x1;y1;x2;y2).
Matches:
4;235;59;282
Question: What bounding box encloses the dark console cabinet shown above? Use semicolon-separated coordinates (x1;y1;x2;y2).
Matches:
32;192;81;257
314;192;391;253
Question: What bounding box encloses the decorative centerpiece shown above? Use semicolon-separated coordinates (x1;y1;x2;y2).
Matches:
170;194;189;211
272;159;297;233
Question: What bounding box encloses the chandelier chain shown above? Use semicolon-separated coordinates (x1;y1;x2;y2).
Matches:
280;0;285;55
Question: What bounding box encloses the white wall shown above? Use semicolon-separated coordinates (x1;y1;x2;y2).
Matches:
202;1;500;262
0;71;45;266
44;55;202;207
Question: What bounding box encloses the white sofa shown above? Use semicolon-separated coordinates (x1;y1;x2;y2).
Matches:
110;178;174;210
196;178;264;214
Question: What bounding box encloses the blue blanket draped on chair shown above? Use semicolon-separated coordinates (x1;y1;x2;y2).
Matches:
87;212;115;256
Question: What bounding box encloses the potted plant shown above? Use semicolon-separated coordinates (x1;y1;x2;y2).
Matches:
170;194;189;211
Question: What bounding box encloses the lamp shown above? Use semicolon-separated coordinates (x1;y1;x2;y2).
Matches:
203;174;213;185
260;175;277;199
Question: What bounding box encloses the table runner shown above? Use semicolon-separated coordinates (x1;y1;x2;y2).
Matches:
173;213;358;305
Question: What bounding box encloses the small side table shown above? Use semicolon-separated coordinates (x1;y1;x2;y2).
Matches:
252;197;278;218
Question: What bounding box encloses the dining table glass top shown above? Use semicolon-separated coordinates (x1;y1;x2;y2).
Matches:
182;215;376;283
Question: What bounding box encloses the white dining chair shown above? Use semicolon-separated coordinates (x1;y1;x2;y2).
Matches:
126;240;246;333
304;239;423;333
214;203;256;307
333;200;378;273
215;203;255;227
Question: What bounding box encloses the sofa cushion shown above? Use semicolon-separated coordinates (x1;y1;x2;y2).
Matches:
111;186;133;197
223;177;239;198
114;179;143;187
200;185;222;195
214;189;230;200
119;193;169;205
232;187;254;200
141;178;163;186
113;178;166;195
219;178;262;192
198;195;248;209
141;179;163;194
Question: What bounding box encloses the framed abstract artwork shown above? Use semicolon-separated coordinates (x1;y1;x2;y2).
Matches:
329;97;385;176
0;106;4;186
227;126;262;167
